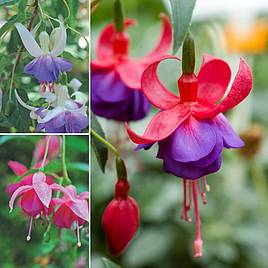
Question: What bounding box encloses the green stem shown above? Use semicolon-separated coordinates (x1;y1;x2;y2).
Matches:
61;135;70;184
114;0;125;32
41;136;51;168
62;0;71;22
91;128;120;158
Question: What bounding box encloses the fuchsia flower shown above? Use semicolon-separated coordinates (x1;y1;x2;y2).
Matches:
91;14;172;121
126;54;252;257
8;171;65;241
52;185;89;247
102;179;139;256
33;136;60;162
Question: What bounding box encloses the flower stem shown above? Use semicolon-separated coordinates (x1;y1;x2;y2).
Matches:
62;0;71;22
41;136;51;168
9;0;39;100
114;0;125;32
61;135;71;185
91;129;120;158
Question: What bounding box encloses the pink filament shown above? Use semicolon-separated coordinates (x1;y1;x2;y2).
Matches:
181;179;192;222
192;181;203;258
26;216;33;241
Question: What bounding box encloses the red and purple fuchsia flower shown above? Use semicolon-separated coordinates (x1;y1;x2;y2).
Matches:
91;13;172;121
126;34;253;257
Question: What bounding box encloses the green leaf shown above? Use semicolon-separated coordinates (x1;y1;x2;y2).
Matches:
102;258;122;268
0;0;19;6
0;15;18;38
168;0;196;54
91;113;108;173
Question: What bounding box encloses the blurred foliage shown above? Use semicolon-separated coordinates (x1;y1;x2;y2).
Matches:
0;0;88;132
0;135;89;267
92;0;268;268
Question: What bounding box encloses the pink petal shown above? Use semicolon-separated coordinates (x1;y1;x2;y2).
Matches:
54;204;76;228
145;13;172;59
32;172;46;184
9;185;32;212
141;55;180;109
50;183;75;201
96;19;137;60
125;104;190;144
33;182;52;208
69;200;89;222
8;160;28;176
194;58;253;118
52;198;65;206
197;54;231;104
116;58;148;89
79;191;89;199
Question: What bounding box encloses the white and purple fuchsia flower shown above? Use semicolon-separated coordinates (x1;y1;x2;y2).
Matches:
126;53;253;257
15;83;89;133
15;21;72;87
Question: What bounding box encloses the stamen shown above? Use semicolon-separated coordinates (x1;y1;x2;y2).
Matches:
26;217;33;241
76;221;81;247
192;181;203;258
40;83;47;93
181;179;192;222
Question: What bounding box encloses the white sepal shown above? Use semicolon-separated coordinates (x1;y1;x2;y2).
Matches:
50;22;67;57
15;23;44;57
15;89;38;111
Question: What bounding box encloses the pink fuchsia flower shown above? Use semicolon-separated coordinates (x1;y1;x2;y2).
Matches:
8;171;64;241
102;179;139;256
6;160;54;197
91;14;172;121
15;22;72;84
52;185;89;247
33;136;61;162
126;54;252;257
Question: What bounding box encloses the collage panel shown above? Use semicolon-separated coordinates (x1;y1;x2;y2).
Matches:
0;0;89;134
0;135;89;267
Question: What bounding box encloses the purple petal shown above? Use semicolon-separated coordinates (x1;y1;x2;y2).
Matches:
214;114;244;148
163;155;222;179
163;117;217;162
64;112;89;133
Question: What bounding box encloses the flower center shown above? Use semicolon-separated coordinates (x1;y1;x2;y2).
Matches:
178;73;198;103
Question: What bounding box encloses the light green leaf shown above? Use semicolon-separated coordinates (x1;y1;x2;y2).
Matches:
168;0;196;54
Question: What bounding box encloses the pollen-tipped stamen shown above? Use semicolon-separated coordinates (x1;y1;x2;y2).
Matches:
197;179;208;205
26;216;33;241
192;181;203;258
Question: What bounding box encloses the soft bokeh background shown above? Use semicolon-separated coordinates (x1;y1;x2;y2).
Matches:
0;135;89;267
91;0;268;268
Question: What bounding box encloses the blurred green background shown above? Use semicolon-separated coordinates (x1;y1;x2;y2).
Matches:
91;1;268;268
0;135;89;268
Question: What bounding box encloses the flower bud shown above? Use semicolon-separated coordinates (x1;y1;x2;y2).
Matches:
102;179;139;255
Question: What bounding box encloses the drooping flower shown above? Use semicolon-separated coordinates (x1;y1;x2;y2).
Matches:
33;136;61;162
52;185;89;247
8;171;65;240
15;84;89;133
126;52;252;257
91;14;172;121
15;21;72;85
102;179;139;255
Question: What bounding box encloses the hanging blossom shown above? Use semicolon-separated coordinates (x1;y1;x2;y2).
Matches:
15;21;72;88
126;53;253;257
52;185;89;247
8;171;67;241
91;14;172;121
15;84;89;133
102;179;139;255
33;136;61;162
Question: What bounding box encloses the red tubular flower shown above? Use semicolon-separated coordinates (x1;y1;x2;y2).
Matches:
102;179;139;256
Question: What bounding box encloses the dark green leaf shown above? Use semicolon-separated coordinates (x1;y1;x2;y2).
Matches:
168;0;196;54
0;15;18;38
91;113;108;173
102;258;122;268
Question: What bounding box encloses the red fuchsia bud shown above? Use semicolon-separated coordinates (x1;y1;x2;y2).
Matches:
102;179;139;256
